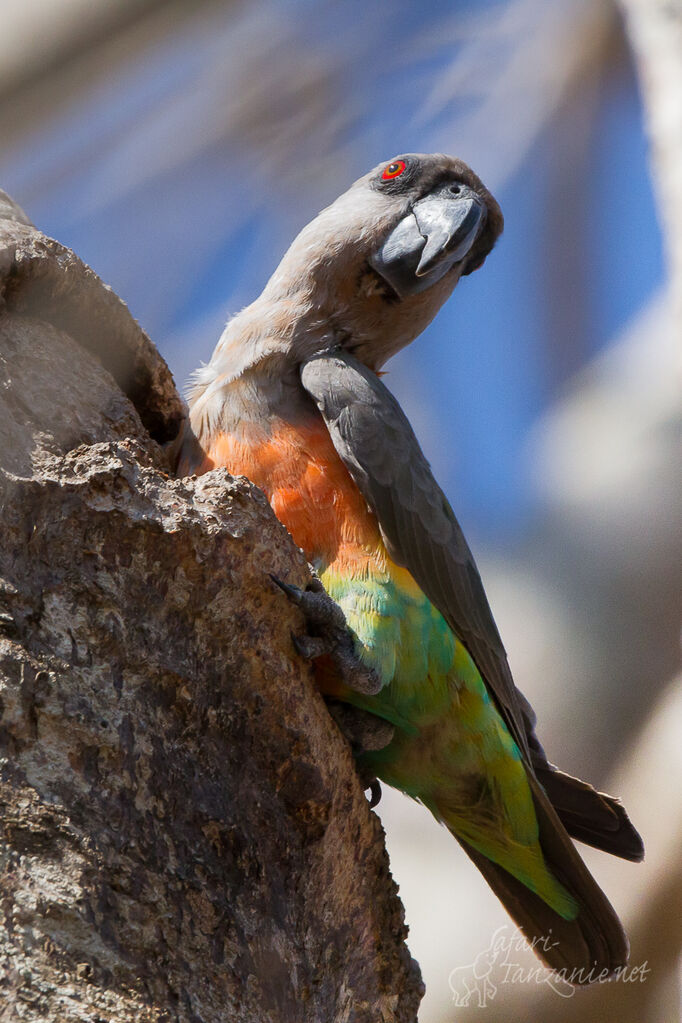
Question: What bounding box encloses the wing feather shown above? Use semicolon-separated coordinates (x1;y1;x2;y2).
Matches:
300;349;530;759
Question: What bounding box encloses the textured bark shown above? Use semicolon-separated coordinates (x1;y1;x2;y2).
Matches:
0;198;423;1022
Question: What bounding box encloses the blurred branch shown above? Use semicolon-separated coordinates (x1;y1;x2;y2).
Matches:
0;0;230;149
524;289;681;778
483;5;682;1019
416;0;618;189
617;0;682;323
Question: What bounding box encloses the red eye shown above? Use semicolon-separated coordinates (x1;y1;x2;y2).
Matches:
381;159;407;181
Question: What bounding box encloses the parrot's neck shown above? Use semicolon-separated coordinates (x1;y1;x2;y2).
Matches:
187;229;458;447
187;291;331;446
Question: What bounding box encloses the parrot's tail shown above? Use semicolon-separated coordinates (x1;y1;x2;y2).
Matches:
534;764;644;862
455;772;631;981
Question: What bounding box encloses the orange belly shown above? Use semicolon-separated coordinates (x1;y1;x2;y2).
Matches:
196;418;383;572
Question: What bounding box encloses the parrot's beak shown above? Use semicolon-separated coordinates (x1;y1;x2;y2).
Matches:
369;185;487;299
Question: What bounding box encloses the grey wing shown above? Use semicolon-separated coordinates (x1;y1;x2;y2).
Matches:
300;348;530;761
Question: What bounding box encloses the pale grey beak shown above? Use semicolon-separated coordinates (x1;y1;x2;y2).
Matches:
369;184;486;298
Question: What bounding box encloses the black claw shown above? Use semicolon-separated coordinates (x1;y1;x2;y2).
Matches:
270;573;303;604
368;780;382;808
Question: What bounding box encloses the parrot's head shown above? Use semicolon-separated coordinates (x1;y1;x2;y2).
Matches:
363;153;502;297
261;152;503;368
193;154;504;412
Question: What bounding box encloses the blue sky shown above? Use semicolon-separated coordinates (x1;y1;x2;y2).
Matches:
0;0;663;542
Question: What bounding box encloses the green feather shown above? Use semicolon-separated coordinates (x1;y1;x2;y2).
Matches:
321;563;578;921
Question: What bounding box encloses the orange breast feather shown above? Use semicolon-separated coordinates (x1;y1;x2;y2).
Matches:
199;418;382;571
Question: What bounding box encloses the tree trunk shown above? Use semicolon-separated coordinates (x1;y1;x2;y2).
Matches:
0;196;423;1022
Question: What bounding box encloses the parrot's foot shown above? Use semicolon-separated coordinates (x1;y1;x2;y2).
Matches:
325;700;393;808
325;700;394;753
270;574;381;696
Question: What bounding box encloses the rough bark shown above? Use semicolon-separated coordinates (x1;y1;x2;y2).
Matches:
0;198;423;1022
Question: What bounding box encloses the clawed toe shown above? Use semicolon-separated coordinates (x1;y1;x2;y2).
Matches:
270;574;306;605
271;574;346;630
273;574;391;810
271;573;381;696
332;640;381;695
325;700;395;754
291;632;330;660
325;700;392;809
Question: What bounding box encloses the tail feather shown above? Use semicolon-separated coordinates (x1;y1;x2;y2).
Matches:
535;765;644;862
520;686;644;862
453;774;630;980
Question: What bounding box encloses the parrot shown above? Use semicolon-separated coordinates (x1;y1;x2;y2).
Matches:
178;153;643;978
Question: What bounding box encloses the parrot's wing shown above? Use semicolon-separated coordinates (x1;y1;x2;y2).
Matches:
300;348;530;760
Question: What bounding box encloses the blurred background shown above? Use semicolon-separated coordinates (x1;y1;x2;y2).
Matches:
1;0;679;1019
